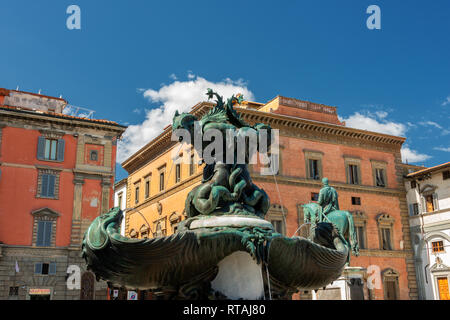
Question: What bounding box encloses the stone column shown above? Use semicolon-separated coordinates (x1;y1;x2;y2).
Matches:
70;175;84;247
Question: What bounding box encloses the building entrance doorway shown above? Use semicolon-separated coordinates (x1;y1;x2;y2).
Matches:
437;277;450;300
29;294;50;300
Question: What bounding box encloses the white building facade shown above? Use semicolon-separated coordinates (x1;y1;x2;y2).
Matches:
406;162;450;300
113;178;128;236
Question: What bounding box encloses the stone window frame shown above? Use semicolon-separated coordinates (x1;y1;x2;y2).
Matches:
419;184;439;213
134;180;141;205
31;207;59;247
371;160;388;188
144;174;151;199
382;268;400;300
139;224;150;239
36;167;62;200
37;130;65;163
376;213;395;251
158;165;166;192
265;204;287;235
169;212;182;233
344;156;362;185
153;217;167;237
129;229;138;238
117;191;123;209
303;149;323;181
175;162;181;184
351;211;368;250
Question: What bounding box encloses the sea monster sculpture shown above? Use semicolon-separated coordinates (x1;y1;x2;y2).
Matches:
81;89;358;300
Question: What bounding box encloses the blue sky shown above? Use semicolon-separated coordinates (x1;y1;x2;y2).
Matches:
0;0;449;181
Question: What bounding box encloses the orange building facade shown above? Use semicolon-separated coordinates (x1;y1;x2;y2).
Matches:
0;88;126;300
121;95;418;300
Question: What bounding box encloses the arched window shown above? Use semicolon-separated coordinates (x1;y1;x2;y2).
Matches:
80;271;95;300
265;204;287;235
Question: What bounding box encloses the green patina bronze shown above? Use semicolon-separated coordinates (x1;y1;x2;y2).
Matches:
81;89;359;300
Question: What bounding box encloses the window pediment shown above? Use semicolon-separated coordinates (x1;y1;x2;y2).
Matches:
31;207;60;220
420;184;437;195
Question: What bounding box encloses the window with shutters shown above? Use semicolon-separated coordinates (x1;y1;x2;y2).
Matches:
377;213;395;251
344;157;361;185
36;168;60;199
31;208;59;247
36;221;53;247
37;136;65;162
144;175;151;199
34;262;56;275
408;203;419;216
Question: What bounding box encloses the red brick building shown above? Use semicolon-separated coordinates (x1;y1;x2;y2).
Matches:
0;88;126;300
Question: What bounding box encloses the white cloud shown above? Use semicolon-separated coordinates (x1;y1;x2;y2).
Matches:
419;121;442;129
169;73;177;80
117;74;254;162
132;108;142;114
442;96;450;106
340;111;407;136
401;146;431;163
434;147;450;152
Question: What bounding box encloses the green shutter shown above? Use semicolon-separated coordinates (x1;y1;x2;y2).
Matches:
49;262;56;274
34;263;42;274
43;221;53;246
57;139;65;162
47;175;56;198
37;137;46;160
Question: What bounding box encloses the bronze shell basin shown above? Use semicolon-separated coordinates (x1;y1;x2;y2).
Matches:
82;207;349;299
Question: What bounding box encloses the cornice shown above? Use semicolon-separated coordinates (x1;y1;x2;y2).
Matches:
0;108;126;134
252;174;405;197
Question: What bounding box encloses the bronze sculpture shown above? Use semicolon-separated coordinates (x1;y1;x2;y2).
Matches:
81;90;358;299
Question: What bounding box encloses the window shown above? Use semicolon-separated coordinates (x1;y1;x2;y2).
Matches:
375;168;386;187
351;197;361;205
90;150;98;161
356;226;366;249
352;211;368;251
190;154;196;176
36;221;53;247
381;228;392;250
272;220;284;234
425;194;435;212
432;241;444;253
134;185;140;204
311;193;319;201
118;192;123;209
443;171;450;180
348;164;359;185
9;287;19;296
377;213;394;251
145;179;150;199
40;174;56;198
409;203;419;216
175;164;181;183
308;159;320;180
34;262;56;275
160;172;165;191
410;181;417;189
37;137;65;162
